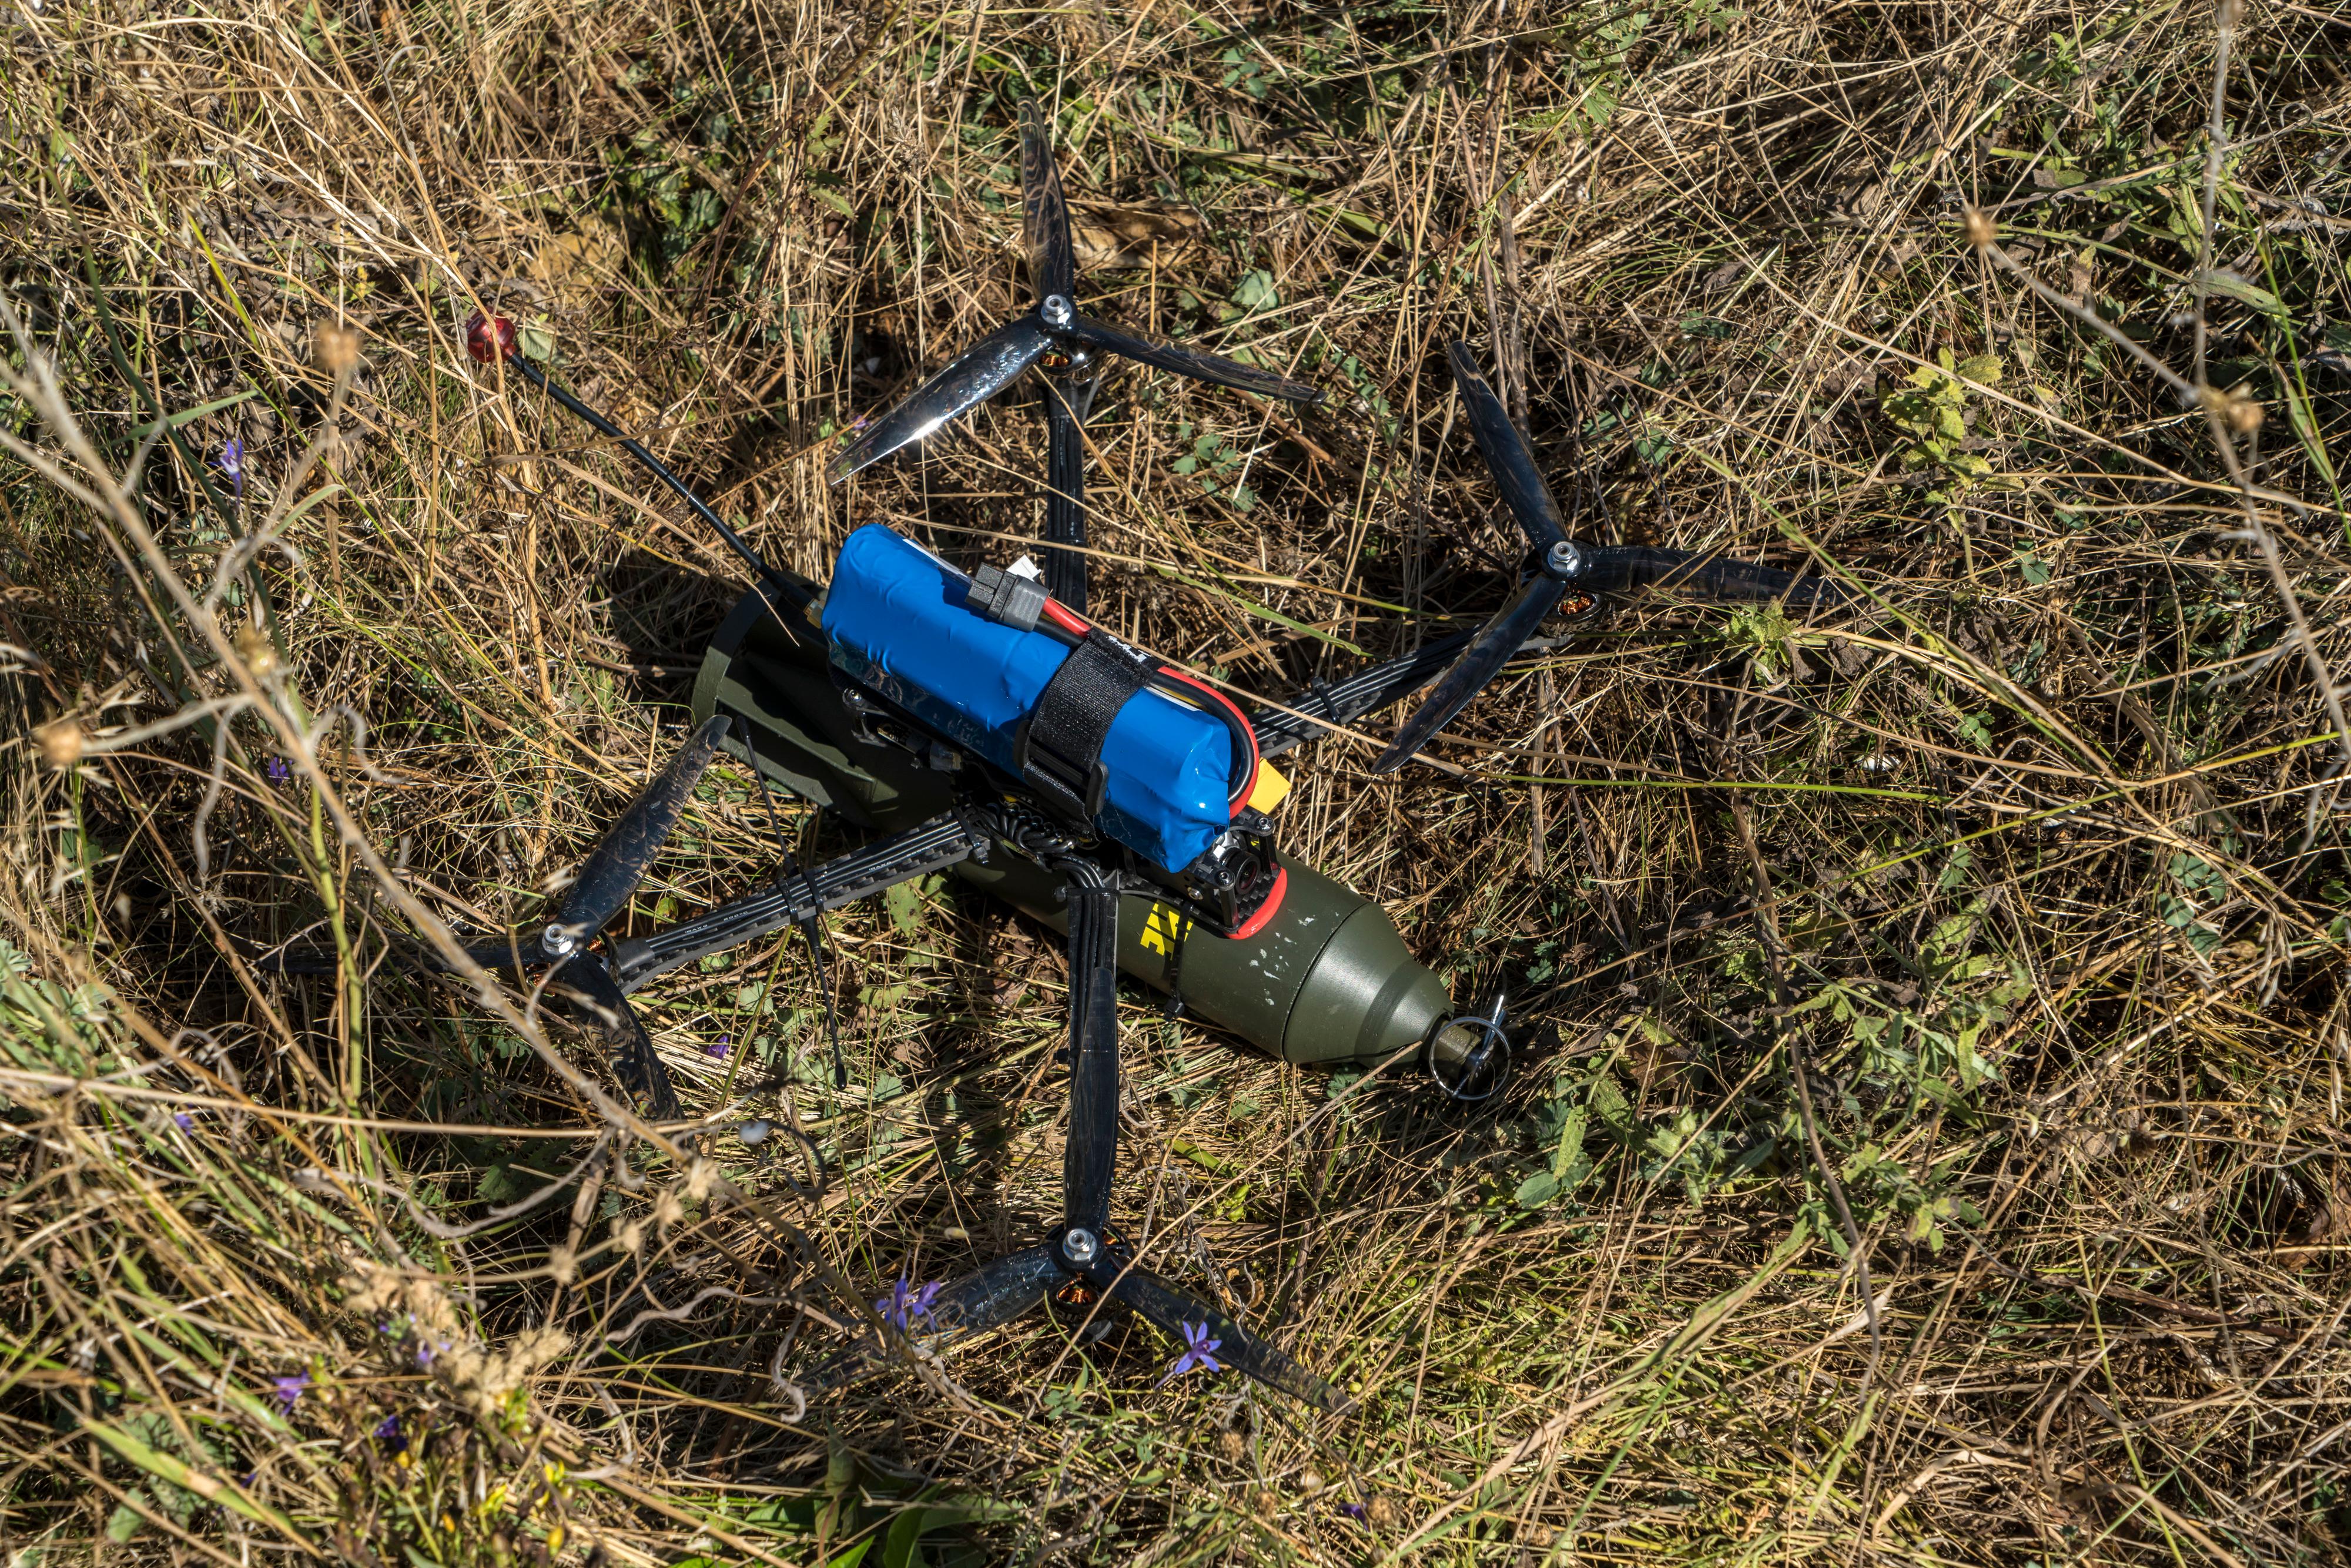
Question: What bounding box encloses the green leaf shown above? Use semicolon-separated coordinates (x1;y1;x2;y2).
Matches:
885;880;922;935
2014;550;2052;585
106;1500;146;1543
2199;269;2286;317
1953;353;2003;385
1515;1170;1562;1209
130;389;258;441
84;1418;313;1546
1229;269;1278;313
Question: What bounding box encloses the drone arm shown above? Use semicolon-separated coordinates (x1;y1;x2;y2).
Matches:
1250;632;1476;759
610;810;992;993
1061;864;1123;1240
1372;575;1567;773
1043;378;1089;611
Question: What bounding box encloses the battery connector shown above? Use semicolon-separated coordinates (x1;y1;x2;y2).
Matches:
967;562;1050;633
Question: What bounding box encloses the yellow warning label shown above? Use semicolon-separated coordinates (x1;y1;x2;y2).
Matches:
1244;759;1291;814
1139;903;1192;956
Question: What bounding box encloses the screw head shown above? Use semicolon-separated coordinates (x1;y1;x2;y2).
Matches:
1041;294;1073;329
540;924;580;960
1543;540;1584;581
1061;1227;1098;1265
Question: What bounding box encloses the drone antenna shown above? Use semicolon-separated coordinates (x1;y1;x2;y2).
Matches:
465;313;816;621
735;717;850;1090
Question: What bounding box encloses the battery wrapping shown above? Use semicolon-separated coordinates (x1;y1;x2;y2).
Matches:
820;524;1232;873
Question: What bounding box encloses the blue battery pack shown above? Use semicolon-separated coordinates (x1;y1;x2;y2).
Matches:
820;524;1233;874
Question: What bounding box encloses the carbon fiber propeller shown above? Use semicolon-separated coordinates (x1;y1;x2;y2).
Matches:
817;866;1342;1409
1371;343;1844;772
828;99;1318;500
270;716;733;1120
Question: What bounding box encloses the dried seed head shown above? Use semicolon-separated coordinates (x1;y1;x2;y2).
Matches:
652;1187;685;1229
2201;383;2266;436
545;1246;577;1285
235;623;282;681
1364;1495;1399;1529
1297;1469;1325;1496
314;323;361;374
1218;1429;1247;1462
1960;207;1998;249
611;1218;644;1255
35;719;83;769
681;1157;715;1204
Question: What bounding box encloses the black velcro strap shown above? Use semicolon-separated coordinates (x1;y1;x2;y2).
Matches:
1019;635;1153;821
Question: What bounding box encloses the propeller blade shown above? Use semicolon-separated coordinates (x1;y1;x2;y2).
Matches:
926;1245;1066;1341
1020;99;1077;304
1445;341;1568;553
552;715;731;943
548;958;681;1121
1371;575;1567;773
828;316;1054;482
1063;314;1319;404
1063;873;1121;1238
1043;377;1089;611
803;1245;1067;1393
1578;544;1843;605
1086;1251;1342;1410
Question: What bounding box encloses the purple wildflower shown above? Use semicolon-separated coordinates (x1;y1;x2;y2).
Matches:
704;1034;731;1060
1338;1501;1367;1521
374;1414;404;1453
1157;1321;1222;1388
217;438;245;499
875;1275;943;1332
264;757;292;785
172;1111;194;1131
271;1372;309;1410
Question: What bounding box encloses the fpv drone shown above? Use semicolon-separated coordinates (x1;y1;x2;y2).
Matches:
273;101;1836;1409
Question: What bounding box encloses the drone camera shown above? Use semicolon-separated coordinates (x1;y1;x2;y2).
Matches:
1164;816;1284;937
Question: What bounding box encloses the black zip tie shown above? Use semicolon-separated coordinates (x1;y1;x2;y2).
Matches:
736;718;848;1088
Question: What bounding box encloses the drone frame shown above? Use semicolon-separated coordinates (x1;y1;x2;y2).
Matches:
277;113;1850;1403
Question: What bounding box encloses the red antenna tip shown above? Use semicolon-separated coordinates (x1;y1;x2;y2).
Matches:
463;310;517;364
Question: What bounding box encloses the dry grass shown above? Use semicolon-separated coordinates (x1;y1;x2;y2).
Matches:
4;0;2351;1562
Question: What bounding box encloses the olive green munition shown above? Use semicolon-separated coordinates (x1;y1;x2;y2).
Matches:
691;590;1449;1067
